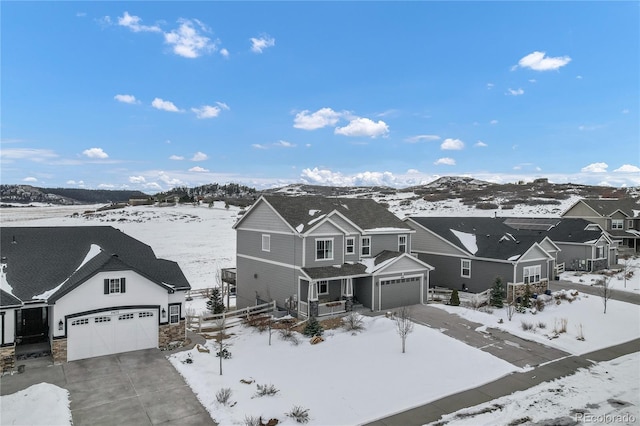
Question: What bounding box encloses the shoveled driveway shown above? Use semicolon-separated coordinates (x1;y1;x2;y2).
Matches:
409;305;569;368
0;348;215;426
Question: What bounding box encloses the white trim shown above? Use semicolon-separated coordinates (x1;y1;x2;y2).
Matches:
361;236;371;257
315;237;334;261
169;305;180;324
261;234;271;252
611;219;624;230
362;228;416;235
461;259;471;278
523;265;542;284
398;235;407;253
237;227;293;236
345;237;355;255
317;280;329;295
237;254;304;273
304;215;352;237
233;196;297;234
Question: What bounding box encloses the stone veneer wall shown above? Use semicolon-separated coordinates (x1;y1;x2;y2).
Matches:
159;320;186;348
507;280;549;303
52;338;67;363
1;345;16;373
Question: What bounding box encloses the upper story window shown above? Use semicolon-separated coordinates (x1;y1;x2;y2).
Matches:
169;305;180;324
262;234;271;252
611;219;624;230
523;265;541;284
628;220;634;229
104;278;126;295
345;237;355;255
316;238;334;261
461;259;471;278
361;237;371;257
398;235;407;253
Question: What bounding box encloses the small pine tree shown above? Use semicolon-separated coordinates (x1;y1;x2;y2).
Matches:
302;316;324;337
206;287;225;314
449;289;460;306
490;277;505;308
521;284;532;309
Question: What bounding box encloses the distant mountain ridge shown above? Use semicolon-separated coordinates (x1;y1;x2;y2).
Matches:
1;178;637;208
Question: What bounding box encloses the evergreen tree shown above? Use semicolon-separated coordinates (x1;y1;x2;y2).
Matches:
449;289;460;306
490;277;505;308
207;287;225;314
302;316;324;337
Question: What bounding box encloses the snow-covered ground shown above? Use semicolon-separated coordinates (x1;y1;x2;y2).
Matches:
0;383;71;426
169;315;518;426
559;256;640;294
429;352;640;426
432;290;640;356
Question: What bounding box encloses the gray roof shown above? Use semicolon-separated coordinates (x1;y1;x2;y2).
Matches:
262;195;411;234
303;250;407;280
1;226;190;303
408;217;605;260
1;289;22;308
575;198;640;218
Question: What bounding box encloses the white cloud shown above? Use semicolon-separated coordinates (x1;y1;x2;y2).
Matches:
434;157;456;166
0;148;58;162
475;141;488;147
507;88;524;96
293;108;342;130
490;120;498;125
129;176;146;183
114;94;139;104
614;164;640;173
622;109;629;114
300;167;397;187
576;75;583;79
118;12;161;33
220;48;229;58
23;177;38;182
191;151;208;161
216;102;230;110
581;162;608;173
405;135;440;143
169;155;185;160
578;124;604;131
274;140;296;148
250;35;275;53
486;83;494;89
252;144;268;150
440;138;464;150
189;166;209;172
335;117;389;138
514;51;571;71
152;98;181;112
164;19;217;58
191;105;221;119
98;183;116;189
528;79;537;83
82;147;109;159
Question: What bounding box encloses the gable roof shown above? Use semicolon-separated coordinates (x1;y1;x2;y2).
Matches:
565;198;640;218
502;217;606;244
1;289;22;308
0;226;190;303
253;195;412;235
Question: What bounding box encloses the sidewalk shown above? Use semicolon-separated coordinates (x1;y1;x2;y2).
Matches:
549;280;640;305
364;338;640;426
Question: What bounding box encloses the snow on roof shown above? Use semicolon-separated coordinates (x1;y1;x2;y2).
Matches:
508;255;521;261
309;209;321;216
1;269;14;296
364;227;410;233
307;214;326;226
33;244;103;300
450;229;478;254
360;258;376;273
296;224;304;233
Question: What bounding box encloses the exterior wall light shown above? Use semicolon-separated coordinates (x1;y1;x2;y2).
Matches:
161;308;166;318
58;320;64;331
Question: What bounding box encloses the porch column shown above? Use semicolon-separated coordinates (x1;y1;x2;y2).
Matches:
308;281;319;317
341;278;354;311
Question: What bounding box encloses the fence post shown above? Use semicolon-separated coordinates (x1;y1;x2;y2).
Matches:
198;316;202;333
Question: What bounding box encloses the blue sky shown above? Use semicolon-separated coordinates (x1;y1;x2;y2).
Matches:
1;1;638;192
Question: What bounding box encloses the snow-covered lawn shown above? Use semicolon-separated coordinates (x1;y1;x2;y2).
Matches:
432;290;640;355
169;315;518;425
559;256;640;294
0;383;71;426
429;352;640;426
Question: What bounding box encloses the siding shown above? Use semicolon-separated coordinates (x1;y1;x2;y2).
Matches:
515;259;549;283
555;243;593;271
563;202;599;219
370;233;410;255
519;245;550;262
304;233;344;266
417;253;511;293
237;201;292;233
237;229;302;265
329;214;360;234
236;256;302;309
378;255;428;275
407;222;468;256
354;277;373;309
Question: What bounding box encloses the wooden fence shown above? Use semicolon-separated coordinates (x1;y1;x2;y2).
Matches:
186;300;276;333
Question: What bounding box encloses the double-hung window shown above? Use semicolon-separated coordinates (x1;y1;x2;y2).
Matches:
345;237;355;255
316;238;333;261
398;235;407;253
361;237;371;257
169;305;180;324
611;219;624;230
461;259;471;278
104;278;126;294
523;265;541;284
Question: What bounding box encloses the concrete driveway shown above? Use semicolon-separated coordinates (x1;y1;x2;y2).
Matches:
0;349;215;426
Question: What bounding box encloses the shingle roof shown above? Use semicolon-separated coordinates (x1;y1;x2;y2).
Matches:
576;198;640;218
409;217;605;260
1;289;22;307
263;195;411;234
303;263;369;280
0;226;190;302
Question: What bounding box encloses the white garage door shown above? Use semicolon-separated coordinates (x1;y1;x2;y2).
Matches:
67;309;158;361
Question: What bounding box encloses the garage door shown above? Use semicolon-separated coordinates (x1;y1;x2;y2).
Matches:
67;309;158;361
380;277;422;310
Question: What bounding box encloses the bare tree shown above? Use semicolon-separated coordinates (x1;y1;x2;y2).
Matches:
619;254;637;289
215;318;231;375
506;299;516;321
394;306;414;354
598;276;614;314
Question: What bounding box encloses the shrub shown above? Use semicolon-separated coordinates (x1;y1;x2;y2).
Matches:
490;277;505;308
279;327;300;346
216;387;233;406
576;323;585;341
254;383;280;397
216;347;232;359
534;297;545;312
302;316;324;337
244;416;260;426
521;321;534;331
537;322;547;329
286;406;311;424
449;289;461;306
342;312;365;333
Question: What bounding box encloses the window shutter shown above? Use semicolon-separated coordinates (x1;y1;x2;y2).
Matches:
104;279;109;294
121;277;126;293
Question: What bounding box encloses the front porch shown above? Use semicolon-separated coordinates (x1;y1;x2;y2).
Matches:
298;278;355;318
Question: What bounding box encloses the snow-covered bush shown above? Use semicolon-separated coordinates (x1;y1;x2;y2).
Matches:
216;388;233;406
286;406;311;424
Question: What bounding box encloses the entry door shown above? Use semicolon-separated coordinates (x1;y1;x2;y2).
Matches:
18;308;48;342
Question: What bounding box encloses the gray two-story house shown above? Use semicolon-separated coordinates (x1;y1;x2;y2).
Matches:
562;198;640;255
233;195;434;316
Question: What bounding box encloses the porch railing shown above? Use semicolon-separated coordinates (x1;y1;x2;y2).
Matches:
298;301;309;317
318;300;346;317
